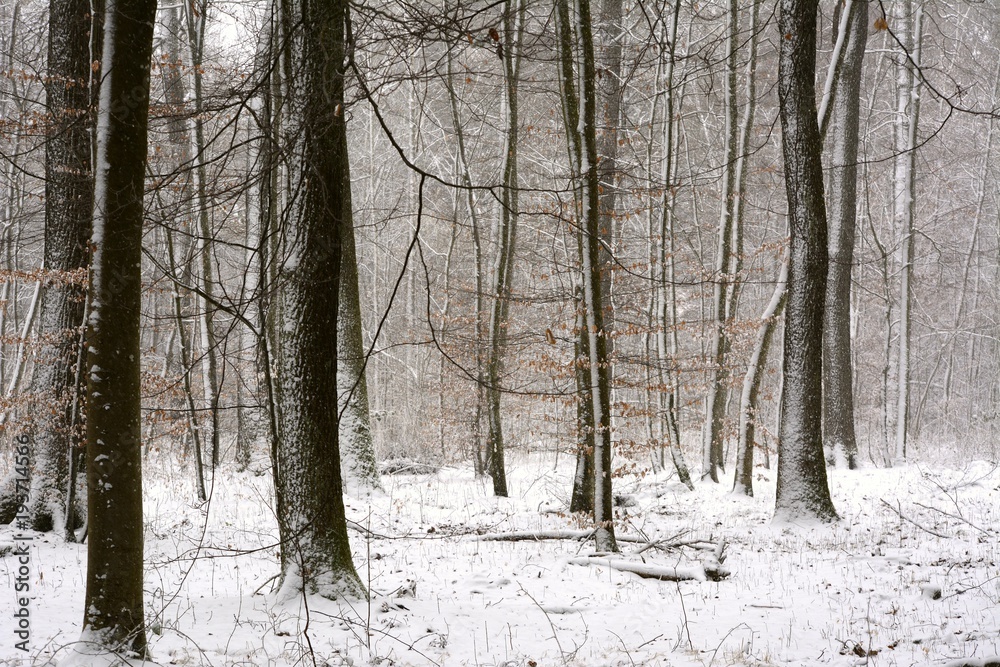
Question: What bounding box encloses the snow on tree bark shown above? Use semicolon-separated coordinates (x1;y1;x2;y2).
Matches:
893;1;923;465
338;183;381;494
823;0;867;469
22;0;95;535
79;0;155;652
484;0;525;498
773;0;838;523
271;0;364;599
579;0;617;552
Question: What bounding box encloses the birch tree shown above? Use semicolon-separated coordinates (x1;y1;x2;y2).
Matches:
892;0;923;464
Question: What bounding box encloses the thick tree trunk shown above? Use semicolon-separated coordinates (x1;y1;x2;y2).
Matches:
25;0;95;535
272;0;363;599
823;0;867;469
80;0;155;652
773;0;838;523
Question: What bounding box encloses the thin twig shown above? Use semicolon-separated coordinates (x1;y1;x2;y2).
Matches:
879;499;949;539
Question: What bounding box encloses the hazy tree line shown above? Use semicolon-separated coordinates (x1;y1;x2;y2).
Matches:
0;0;998;656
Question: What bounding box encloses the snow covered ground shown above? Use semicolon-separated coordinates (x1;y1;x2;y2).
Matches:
1;449;998;666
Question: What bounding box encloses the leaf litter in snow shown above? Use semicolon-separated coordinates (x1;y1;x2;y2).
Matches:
0;452;998;666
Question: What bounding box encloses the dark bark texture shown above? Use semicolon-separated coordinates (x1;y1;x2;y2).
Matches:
82;0;156;652
272;0;364;598
22;0;95;535
774;0;838;522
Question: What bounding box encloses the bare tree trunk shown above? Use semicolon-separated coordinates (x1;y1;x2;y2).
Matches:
271;0;364;599
80;0;155;650
338;184;381;493
653;0;692;489
579;0;617;552
703;0;741;483
893;1;923;465
823;0;867;469
21;0;95;535
184;0;221;470
774;0;838;523
734;248;787;496
445;52;487;476
484;0;525;497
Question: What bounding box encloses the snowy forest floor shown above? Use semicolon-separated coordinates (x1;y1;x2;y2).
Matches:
1;448;999;667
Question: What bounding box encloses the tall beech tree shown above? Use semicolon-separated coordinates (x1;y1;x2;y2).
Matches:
579;0;617;552
823;0;867;469
79;0;156;652
773;0;838;523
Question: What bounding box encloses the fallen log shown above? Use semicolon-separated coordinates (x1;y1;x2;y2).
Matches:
567;556;730;582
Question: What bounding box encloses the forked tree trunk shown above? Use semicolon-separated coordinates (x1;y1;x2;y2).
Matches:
484;0;525;497
823;0;867;469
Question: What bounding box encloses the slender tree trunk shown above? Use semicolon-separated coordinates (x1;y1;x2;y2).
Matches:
338;182;381;493
579;0;617;551
654;0;692;489
773;0;838;523
596;0;621;388
445;52;487;476
823;0;867;469
184;0;221;470
703;0;740;482
893;1;922;465
80;0;155;651
734;248;788;496
484;0;525;498
165;228;208;502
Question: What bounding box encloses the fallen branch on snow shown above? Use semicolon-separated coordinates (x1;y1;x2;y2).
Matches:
480;529;719;553
879;499;950;539
567;555;730;582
